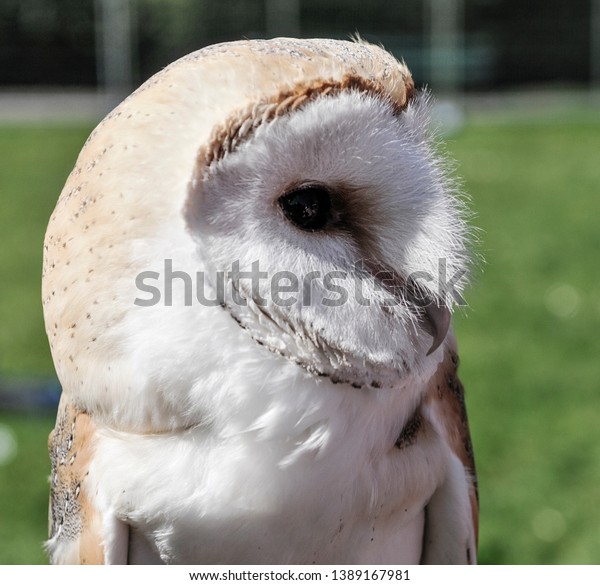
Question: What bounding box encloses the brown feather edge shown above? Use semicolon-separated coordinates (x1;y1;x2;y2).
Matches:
200;73;415;172
426;346;479;550
48;396;105;564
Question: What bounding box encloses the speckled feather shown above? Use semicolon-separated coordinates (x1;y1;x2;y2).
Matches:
47;397;104;564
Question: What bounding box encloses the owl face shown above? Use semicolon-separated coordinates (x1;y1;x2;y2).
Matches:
187;90;466;389
43;38;469;431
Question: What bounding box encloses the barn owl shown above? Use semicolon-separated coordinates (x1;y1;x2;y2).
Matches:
43;38;478;564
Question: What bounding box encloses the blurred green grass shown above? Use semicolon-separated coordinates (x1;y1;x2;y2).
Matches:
450;116;600;563
0;125;91;375
0;113;599;563
0;413;55;563
0;125;91;564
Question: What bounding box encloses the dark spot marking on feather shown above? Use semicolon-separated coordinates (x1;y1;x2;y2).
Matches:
219;301;370;390
395;409;423;450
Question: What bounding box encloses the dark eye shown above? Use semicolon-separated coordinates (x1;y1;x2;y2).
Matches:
278;184;332;231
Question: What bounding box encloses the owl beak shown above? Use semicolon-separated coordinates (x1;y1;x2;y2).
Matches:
422;299;451;356
360;260;451;356
404;279;451;356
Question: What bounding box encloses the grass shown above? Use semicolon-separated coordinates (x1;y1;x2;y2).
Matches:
450;117;600;563
0;112;599;564
0;125;92;375
0;413;55;564
0;125;90;564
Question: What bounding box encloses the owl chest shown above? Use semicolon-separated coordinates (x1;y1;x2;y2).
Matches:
110;386;443;563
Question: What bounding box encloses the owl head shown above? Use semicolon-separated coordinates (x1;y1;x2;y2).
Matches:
43;39;469;431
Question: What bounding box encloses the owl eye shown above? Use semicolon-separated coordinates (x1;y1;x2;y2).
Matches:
278;185;332;232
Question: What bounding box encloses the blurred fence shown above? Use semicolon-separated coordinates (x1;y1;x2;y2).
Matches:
0;0;598;94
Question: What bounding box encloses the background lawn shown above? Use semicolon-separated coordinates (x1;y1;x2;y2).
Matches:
0;110;598;564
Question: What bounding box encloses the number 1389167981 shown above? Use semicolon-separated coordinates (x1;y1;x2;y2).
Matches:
331;570;410;581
